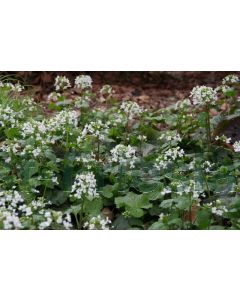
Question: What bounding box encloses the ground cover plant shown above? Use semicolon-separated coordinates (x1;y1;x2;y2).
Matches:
0;73;240;229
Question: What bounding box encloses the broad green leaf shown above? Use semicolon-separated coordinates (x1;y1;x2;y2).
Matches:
175;196;192;210
115;192;152;218
84;198;103;216
195;210;211;229
23;160;39;180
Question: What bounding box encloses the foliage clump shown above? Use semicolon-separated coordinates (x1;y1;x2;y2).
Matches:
0;74;240;229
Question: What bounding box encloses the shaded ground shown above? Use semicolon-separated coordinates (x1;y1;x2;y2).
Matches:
1;71;239;109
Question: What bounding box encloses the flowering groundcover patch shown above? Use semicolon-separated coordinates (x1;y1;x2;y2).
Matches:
0;74;240;229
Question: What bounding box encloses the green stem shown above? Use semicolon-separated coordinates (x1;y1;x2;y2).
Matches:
188;194;192;229
205;104;211;153
96;137;100;161
74;213;80;230
204;173;211;199
79;198;85;229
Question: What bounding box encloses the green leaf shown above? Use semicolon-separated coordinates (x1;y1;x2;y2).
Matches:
4;127;19;139
84;198;103;216
196;210;211;229
148;221;165;230
142;143;155;157
23;160;39;180
62;165;74;193
198;112;208;127
44;149;57;161
112;215;131;230
48;190;68;206
175;196;192;210
160;199;174;209
67;204;82;215
100;185;114;198
115;192;152;218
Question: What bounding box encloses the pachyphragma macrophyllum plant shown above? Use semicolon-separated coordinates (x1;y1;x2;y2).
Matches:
0;73;239;229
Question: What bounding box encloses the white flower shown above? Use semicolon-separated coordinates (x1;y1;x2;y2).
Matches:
159;132;182;143
154;158;168;170
233;141;240;152
159;213;165;220
54;76;71;91
52;177;59;185
100;85;113;96
71;172;98;200
110;144;137;169
203;160;214;173
47;110;78;136
161;187;172;196
164;146;185;161
62;213;72;229
32;147;41;157
21;122;35;137
189;159;195;170
211;204;228;216
137;135;147;142
215;135;231;144
25;207;33;216
0;105;21;128
5;157;11;163
75;75;92;90
190;86;217;105
2;212;22;229
74;95;91;108
175;98;191;110
222;74;239;85
1;82;24;92
79;120;109;142
83;215;111;230
120;101;144;119
48;92;61;101
177;180;203;200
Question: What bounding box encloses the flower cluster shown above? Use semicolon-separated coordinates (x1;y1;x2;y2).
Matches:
155;146;185;170
120;101;144;119
233;141;240;152
222;74;239;85
207;200;228;217
47;109;79;134
176;180;204;200
159;132;182;143
202;160;214;173
0;105;23;128
83;215;111;230
48;91;61;102
108;111;127;126
54;75;71;91
0;190;25;229
110;144;137;169
71;172;99;200
215;135;231;144
38;210;72;230
100;85;113;96
74;95;91;108
75;75;92;90
137;135;147;142
0;82;24;92
75;152;98;170
190;86;217;105
0;190;72;230
175;98;191;110
78;120;110;142
161;187;172;196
